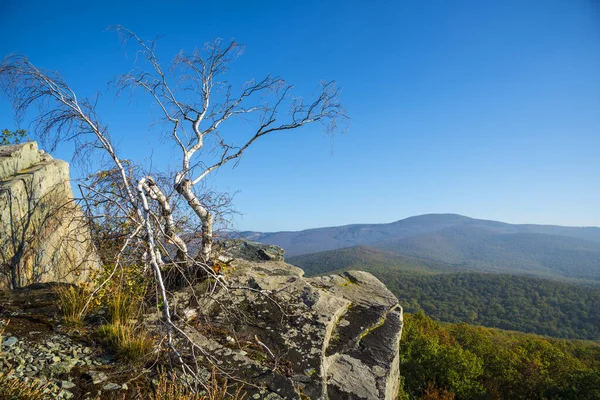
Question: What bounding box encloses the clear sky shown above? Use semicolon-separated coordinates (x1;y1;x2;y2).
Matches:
1;0;599;231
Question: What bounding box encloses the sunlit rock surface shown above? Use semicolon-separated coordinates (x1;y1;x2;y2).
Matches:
0;142;98;288
170;242;403;399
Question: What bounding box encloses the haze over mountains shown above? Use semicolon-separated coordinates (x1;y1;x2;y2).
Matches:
241;214;600;284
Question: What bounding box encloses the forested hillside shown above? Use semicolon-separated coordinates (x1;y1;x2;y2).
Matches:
290;246;600;340
390;273;600;340
399;312;600;399
287;245;459;276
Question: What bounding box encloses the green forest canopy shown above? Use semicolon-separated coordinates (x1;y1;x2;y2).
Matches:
290;246;600;341
399;311;600;399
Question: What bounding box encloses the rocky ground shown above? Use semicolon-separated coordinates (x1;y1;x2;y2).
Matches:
0;284;132;399
0;242;403;399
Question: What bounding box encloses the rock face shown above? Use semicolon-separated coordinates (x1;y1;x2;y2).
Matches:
309;272;402;399
171;242;403;399
0;142;98;288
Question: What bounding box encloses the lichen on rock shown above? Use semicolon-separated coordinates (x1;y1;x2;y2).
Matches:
169;240;403;399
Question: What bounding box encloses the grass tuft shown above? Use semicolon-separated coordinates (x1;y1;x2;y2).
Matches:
98;323;153;362
56;284;90;327
0;372;50;400
107;287;139;326
98;287;153;363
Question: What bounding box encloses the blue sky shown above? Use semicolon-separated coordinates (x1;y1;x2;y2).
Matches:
1;0;599;231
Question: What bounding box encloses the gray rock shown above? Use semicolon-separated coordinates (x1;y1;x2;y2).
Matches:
218;239;285;262
170;259;402;399
264;394;284;400
48;360;77;376
87;370;108;384
326;354;379;398
102;382;121;390
0;142;41;181
0;142;100;289
2;336;18;347
310;271;403;399
61;381;76;389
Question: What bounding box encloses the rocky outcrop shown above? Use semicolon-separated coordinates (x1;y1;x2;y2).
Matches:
0;239;402;399
0;142;98;288
218;239;286;262
170;242;403;399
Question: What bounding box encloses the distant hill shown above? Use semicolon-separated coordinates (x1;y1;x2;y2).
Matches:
241;214;480;256
242;214;600;283
282;216;600;340
373;227;600;282
242;214;600;256
287;245;460;276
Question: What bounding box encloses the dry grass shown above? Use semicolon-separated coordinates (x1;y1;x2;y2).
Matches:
107;287;140;326
98;323;154;362
56;284;90;327
143;368;246;400
98;287;154;363
0;372;50;400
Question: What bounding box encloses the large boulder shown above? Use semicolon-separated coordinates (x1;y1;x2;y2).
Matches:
169;244;403;399
218;239;286;262
0;142;99;288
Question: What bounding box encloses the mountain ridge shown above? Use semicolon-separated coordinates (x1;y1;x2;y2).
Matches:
240;213;600;255
240;213;600;284
243;213;600;236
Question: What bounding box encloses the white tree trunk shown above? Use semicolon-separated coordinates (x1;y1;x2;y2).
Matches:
175;179;213;262
139;177;189;263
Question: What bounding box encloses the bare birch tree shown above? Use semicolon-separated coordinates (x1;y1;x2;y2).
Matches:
114;27;345;262
1;27;345;266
